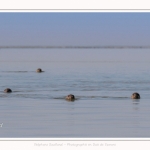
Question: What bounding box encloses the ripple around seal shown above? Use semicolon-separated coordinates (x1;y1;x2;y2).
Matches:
53;95;129;101
74;95;129;100
0;91;141;100
1;71;28;73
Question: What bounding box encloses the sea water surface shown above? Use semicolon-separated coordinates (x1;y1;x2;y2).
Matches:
0;48;150;138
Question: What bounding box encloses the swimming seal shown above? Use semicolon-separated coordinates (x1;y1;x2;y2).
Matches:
131;93;140;99
36;68;43;73
4;88;12;93
65;94;75;101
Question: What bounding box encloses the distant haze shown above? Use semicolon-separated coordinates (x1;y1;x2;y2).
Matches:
0;13;150;47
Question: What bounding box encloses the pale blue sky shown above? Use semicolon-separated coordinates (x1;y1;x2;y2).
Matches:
0;13;150;46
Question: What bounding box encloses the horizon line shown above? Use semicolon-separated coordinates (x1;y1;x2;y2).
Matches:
0;45;150;49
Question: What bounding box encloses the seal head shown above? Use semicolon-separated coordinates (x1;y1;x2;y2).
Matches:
131;93;140;99
4;88;12;93
66;94;75;101
36;68;43;73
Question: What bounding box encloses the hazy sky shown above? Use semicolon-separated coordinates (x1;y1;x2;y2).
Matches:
0;13;150;46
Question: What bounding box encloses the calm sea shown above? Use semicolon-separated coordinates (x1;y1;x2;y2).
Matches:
0;48;150;138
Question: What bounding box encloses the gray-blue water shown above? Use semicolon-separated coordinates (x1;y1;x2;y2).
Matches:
0;48;150;137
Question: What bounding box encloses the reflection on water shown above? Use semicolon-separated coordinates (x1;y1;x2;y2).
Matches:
130;101;140;137
132;99;140;104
